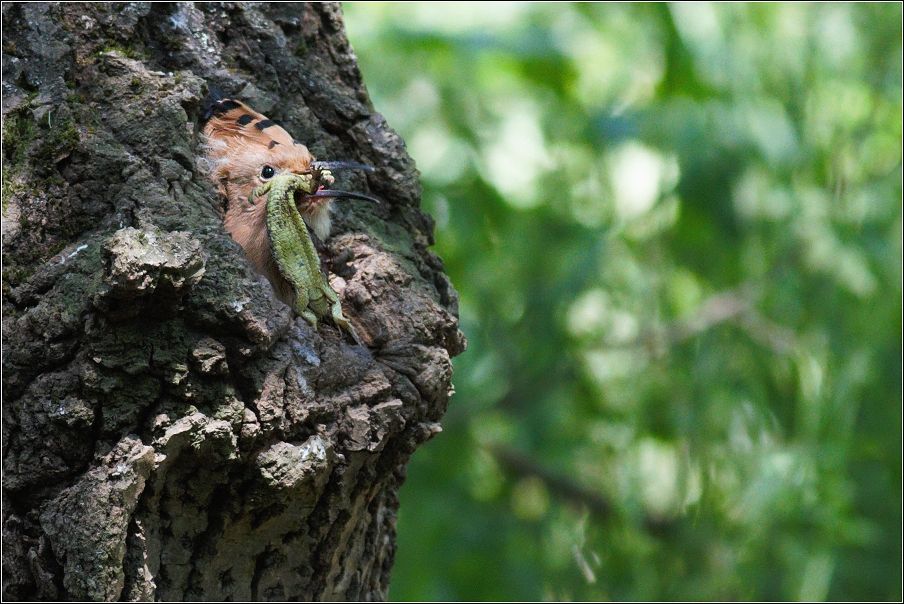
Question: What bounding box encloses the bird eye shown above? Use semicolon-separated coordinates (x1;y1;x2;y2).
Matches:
260;165;276;180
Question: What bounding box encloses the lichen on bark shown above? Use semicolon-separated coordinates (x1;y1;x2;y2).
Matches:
2;3;465;601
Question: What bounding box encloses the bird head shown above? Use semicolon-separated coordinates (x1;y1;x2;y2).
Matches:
201;92;377;241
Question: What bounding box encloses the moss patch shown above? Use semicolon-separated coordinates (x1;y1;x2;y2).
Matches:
2;106;80;175
2;109;37;167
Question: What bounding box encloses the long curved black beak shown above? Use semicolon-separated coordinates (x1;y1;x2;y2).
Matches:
310;161;375;172
308;190;381;204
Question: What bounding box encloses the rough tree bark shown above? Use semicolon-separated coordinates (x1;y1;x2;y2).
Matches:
1;3;466;600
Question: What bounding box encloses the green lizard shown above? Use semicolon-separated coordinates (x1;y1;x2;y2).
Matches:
250;173;361;344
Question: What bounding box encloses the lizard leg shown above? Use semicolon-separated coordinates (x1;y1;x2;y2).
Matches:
329;294;362;345
248;181;272;206
300;308;319;328
293;284;317;328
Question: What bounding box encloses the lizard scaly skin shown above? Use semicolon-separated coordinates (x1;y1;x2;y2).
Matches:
251;173;360;343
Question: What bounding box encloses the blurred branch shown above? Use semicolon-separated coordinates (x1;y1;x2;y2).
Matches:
489;445;612;517
737;308;798;354
489;445;677;533
628;288;798;357
488;445;676;535
656;291;749;347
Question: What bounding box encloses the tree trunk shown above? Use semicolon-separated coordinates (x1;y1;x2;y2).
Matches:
1;3;465;600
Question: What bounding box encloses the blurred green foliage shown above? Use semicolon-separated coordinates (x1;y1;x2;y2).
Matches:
344;3;902;601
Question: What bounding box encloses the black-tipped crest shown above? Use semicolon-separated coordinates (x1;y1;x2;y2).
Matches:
202;85;229;121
